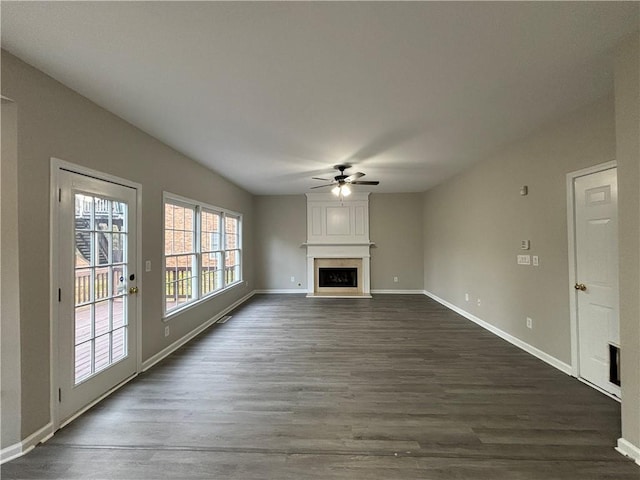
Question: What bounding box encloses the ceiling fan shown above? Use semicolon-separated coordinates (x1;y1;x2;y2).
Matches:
310;164;380;197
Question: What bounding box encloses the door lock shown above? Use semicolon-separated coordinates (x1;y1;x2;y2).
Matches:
574;283;587;291
128;286;139;295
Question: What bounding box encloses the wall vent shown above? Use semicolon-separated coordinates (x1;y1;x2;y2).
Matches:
609;344;621;386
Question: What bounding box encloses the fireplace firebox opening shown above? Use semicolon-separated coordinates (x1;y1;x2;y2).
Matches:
318;267;358;288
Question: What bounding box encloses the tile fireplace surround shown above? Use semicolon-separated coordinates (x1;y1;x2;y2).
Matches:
305;193;372;298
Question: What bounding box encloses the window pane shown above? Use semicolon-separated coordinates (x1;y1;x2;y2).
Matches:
75;268;92;305
176;278;195;306
184;207;194;231
112;232;126;263
94;300;111;336
75;194;92;229
94;333;111;373
202;210;221;253
75;341;92;383
201;251;223;295
112;296;126;329
165;203;195;255
112;266;127;296
94;267;110;301
75;304;92;344
112;328;127;362
112;201;127;232
202;251;220;269
96;232;110;265
225;250;239;267
94;198;110;231
225;216;239;250
225;249;241;285
75;232;92;266
165;281;178;312
165;203;175;230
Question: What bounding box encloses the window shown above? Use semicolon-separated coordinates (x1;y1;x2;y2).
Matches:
164;194;242;315
224;214;241;284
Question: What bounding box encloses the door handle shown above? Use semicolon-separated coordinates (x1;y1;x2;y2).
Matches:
128;286;139;295
574;283;587;291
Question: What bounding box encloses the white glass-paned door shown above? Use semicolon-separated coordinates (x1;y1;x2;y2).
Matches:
57;169;138;424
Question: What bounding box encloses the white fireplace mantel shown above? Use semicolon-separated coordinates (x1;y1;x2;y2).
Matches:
305;193;372;297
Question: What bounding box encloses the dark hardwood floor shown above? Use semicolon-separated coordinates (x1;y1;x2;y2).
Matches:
3;294;639;479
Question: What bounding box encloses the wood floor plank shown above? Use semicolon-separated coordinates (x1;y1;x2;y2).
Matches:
2;294;638;479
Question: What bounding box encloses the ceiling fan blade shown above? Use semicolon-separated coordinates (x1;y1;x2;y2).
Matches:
310;183;335;189
312;177;331;181
344;172;365;182
350;180;380;185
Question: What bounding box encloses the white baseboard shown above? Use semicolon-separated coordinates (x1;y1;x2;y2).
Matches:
0;422;53;465
423;290;573;376
142;291;255;371
371;289;425;294
0;442;22;465
616;438;640;465
253;289;306;294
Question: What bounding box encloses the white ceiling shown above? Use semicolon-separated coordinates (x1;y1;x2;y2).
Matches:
2;2;638;195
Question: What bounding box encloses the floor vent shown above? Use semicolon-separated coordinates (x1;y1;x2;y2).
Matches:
217;315;232;324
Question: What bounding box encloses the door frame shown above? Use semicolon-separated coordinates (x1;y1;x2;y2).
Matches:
49;157;143;430
566;160;618;394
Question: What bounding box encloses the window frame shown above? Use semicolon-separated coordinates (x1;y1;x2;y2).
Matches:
163;192;243;319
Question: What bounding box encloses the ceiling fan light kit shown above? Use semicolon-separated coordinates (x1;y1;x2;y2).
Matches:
332;185;351;197
311;165;380;198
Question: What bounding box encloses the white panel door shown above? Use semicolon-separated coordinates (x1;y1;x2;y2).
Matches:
56;169;138;423
574;167;620;397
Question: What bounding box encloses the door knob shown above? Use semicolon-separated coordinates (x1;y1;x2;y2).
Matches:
574;283;587;291
128;286;139;294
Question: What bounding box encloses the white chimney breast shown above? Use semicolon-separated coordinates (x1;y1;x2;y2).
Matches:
306;192;370;244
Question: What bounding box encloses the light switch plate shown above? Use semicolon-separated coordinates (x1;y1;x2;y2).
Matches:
145;260;152;272
532;255;539;266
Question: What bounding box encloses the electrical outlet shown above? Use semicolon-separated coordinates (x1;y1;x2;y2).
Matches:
465;293;469;301
477;298;481;306
290;276;295;283
393;276;399;283
517;255;531;265
526;317;533;329
164;326;170;337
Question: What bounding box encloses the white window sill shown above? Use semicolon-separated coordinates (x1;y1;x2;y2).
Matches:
162;280;245;322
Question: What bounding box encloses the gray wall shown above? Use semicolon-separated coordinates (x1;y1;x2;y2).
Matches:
369;193;424;290
423;96;616;365
1;99;21;449
614;32;640;450
254;195;307;291
1;51;255;440
254;193;425;292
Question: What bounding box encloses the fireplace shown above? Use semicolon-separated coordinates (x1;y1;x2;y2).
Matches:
318;267;358;288
313;258;363;295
